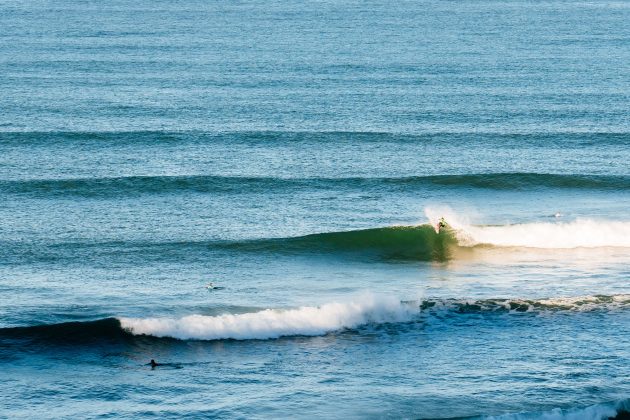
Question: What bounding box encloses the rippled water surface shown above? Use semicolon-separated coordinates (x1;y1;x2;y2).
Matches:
1;0;629;418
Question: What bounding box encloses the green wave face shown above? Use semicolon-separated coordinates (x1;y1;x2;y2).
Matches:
261;225;459;261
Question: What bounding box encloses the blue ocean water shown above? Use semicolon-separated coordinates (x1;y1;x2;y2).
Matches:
1;0;629;418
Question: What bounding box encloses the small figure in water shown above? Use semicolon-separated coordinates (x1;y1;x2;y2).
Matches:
437;217;447;232
150;359;160;368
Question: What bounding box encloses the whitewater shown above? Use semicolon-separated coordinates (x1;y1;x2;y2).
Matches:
117;294;629;341
120;295;414;340
425;208;630;249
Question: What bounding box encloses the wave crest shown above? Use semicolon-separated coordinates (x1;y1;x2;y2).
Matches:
1;295;627;343
120;295;413;341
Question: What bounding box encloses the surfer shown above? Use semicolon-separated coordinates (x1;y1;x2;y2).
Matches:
437;217;447;233
149;359;160;368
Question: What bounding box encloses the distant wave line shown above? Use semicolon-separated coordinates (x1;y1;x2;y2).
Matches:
2;173;628;197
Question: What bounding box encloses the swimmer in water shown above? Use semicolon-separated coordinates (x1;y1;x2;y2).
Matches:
150;359;159;368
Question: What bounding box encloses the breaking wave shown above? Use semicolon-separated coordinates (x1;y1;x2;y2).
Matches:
120;295;413;341
224;213;630;259
457;219;630;248
2;294;626;344
425;208;630;249
4;214;630;266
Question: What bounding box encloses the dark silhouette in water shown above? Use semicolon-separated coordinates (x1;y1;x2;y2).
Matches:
436;217;447;233
148;359;184;370
609;409;630;420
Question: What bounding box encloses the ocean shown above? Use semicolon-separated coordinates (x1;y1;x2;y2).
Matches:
0;0;629;418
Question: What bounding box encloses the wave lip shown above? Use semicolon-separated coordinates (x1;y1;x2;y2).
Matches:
120;295;413;341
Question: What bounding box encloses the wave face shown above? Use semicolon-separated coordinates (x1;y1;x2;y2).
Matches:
231;225;458;261
0;318;131;344
0;226;456;265
1;173;628;198
1;295;626;344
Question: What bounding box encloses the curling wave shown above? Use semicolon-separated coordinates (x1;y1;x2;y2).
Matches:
227;225;457;261
4;216;630;266
0;226;456;265
230;217;630;258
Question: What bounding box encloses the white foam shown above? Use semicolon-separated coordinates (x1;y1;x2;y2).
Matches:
119;295;413;341
461;219;630;248
424;207;630;248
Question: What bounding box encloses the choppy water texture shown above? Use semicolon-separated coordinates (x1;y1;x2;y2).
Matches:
1;0;630;419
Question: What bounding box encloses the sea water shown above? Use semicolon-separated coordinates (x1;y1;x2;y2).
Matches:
0;0;629;418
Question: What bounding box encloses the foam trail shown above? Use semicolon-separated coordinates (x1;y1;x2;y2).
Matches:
120;295;413;340
460;219;630;248
424;207;630;248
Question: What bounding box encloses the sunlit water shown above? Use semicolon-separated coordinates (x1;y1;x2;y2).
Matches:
1;0;629;418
